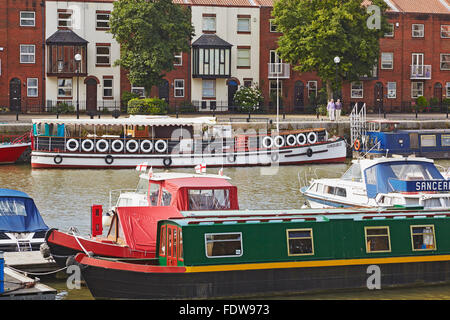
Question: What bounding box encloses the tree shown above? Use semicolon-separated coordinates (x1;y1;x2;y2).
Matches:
272;0;389;100
110;0;194;95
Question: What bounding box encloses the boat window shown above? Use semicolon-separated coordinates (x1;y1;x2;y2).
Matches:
173;228;177;258
390;164;433;181
316;183;324;194
411;225;436;251
149;184;159;206
161;188;172;206
341;163;362;182
335;187;347;197
205;233;242;258
135;178;148;195
325;185;335;195
423;198;442;208
178;229;183;261
0;198;27;216
365;227;391;253
443;198;450;207
287;229;314;256
159;225;166;256
309;183;318;192
365;166;377;185
188;189;230;210
442;135;450;147
421;135;436;147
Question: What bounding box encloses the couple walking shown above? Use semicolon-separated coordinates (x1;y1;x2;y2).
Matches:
327;98;342;121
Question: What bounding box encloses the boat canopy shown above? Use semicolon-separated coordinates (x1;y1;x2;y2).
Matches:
0;189;49;233
31;115;217;127
364;160;444;198
154;176;239;211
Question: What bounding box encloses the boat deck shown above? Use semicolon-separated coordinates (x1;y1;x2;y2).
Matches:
1;267;57;300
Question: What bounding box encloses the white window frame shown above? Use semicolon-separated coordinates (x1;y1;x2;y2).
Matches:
174;79;184;98
441;25;450;39
205;232;243;258
237;17;250;33
96;12;110;29
27;78;38;97
20;11;35;27
174;52;182;66
131;86;145;98
96;45;111;65
351;81;363;99
412;24;424;38
307;81;317;98
411;82;424;99
269;19;277;32
237;48;251;67
269;80;282;97
387;82;396;99
202;79;215;98
446;82;450;98
384;23;394;37
202;16;216;32
57;11;72;28
440;53;450;70
381;52;393;69
20;44;35;64
57;78;72;98
103;78;113;98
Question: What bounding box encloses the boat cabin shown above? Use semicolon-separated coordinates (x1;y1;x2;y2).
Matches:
356;120;450;159
154;209;450;267
303;156;450;209
0;189;49;251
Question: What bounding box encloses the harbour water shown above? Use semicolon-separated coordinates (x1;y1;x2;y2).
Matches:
1;160;450;300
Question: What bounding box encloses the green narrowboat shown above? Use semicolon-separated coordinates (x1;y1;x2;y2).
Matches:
75;208;450;299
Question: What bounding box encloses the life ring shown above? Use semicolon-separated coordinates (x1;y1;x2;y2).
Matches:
81;139;94;152
306;148;313;157
96;139;109;153
163;157;172;167
155;140;168;153
126;140;139;153
54;155;63;164
297;133;307;145
262;136;273;149
227;153;237;163
274;136;285;148
66;139;79;152
354;139;361;151
140;140;153;153
105;155;114;164
286;134;297;146
111;140;124;153
307;132;318;144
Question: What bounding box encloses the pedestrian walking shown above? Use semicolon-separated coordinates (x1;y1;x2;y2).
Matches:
335;99;342;121
327;99;335;121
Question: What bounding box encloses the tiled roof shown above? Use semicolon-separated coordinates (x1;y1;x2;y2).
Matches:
46;29;88;45
389;0;450;14
175;0;261;6
192;34;233;47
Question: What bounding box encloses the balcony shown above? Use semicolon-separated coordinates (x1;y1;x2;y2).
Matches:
192;34;232;79
410;65;432;80
268;63;290;79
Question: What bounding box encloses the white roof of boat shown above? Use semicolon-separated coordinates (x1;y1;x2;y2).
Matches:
140;171;231;181
31;115;217;126
352;155;434;170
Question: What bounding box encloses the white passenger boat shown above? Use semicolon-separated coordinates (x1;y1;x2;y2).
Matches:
300;155;450;209
30;115;347;169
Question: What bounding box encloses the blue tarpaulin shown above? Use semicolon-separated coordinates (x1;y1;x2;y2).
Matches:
0;189;48;233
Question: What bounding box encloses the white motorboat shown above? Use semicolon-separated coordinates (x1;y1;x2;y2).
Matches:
300;155;450;209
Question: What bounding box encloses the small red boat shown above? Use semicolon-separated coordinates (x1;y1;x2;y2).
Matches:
43;169;240;267
0;133;31;164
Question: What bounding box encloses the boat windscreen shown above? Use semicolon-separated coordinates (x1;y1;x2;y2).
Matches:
188;189;230;210
0;197;48;232
341;163;362;182
389;163;435;181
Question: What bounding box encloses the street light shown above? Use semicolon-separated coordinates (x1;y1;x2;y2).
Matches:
334;56;340;101
74;53;82;119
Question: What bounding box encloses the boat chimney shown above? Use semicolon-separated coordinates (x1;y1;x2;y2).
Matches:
91;205;103;237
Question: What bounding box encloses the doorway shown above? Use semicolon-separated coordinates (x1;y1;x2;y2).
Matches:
158;80;169;104
434;83;443;112
85;78;98;112
227;80;238;111
294;81;304;111
9;78;21;112
374;82;384;113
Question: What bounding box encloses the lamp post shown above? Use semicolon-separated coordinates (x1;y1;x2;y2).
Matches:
74;53;82;119
334;56;340;101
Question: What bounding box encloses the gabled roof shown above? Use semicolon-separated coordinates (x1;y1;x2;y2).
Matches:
46;29;89;45
389;0;450;14
192;34;233;47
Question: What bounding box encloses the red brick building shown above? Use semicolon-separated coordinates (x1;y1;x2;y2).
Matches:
0;0;45;113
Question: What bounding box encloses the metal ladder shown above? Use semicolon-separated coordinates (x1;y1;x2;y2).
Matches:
16;239;32;252
349;102;367;150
